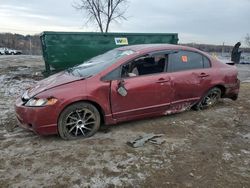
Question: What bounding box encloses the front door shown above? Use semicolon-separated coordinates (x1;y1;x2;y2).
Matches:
110;54;173;121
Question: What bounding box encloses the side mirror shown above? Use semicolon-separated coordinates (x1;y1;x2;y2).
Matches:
117;80;127;97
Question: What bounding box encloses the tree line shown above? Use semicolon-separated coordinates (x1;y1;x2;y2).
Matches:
183;43;250;53
0;33;42;55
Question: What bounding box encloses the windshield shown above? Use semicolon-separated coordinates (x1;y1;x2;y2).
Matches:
67;49;135;77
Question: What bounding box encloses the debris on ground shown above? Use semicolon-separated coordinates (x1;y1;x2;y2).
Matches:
148;137;166;145
127;133;165;148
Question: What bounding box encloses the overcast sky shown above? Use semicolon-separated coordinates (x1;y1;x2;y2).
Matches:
0;0;249;45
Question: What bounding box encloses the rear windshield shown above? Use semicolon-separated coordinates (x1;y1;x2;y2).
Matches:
67;49;134;77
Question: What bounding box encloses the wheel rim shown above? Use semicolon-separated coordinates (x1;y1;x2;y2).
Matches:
200;90;221;109
65;108;96;137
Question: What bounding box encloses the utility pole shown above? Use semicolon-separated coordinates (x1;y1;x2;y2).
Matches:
222;42;225;57
29;37;32;55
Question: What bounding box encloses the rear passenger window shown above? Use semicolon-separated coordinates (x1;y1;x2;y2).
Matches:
168;51;210;72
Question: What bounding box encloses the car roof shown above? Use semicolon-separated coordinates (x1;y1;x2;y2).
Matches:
117;44;200;54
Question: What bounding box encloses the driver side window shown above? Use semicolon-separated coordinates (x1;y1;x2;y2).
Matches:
121;54;167;78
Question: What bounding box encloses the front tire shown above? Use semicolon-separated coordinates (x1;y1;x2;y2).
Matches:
194;87;221;110
58;102;100;140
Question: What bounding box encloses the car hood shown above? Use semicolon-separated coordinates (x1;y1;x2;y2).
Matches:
27;72;83;97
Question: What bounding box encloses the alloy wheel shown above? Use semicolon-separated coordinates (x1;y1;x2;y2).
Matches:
194;87;221;110
65;108;97;137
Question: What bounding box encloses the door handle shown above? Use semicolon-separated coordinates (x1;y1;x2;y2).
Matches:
198;73;209;78
156;77;170;83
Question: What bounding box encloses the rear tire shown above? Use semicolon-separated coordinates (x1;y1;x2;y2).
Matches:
58;102;100;140
194;87;221;110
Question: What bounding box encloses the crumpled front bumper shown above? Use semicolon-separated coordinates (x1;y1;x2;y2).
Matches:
15;98;58;135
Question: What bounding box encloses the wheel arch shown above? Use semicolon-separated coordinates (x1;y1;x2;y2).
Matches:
211;84;226;97
200;84;226;99
196;84;225;106
57;99;106;126
193;84;224;110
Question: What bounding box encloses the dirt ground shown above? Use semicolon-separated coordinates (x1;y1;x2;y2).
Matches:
0;55;250;188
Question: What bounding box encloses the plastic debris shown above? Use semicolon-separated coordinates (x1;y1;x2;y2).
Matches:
127;133;165;148
149;137;166;145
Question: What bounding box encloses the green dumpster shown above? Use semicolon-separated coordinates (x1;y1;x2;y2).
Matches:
40;31;178;74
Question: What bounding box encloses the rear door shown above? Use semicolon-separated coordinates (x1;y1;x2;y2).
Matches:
110;53;174;121
167;50;212;107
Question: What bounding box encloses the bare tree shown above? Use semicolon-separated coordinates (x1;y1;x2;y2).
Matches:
245;34;250;47
74;0;129;33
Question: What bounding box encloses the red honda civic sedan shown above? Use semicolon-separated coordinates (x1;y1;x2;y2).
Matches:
15;44;240;139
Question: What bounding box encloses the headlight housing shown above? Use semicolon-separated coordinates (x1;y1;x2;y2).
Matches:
25;98;58;107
